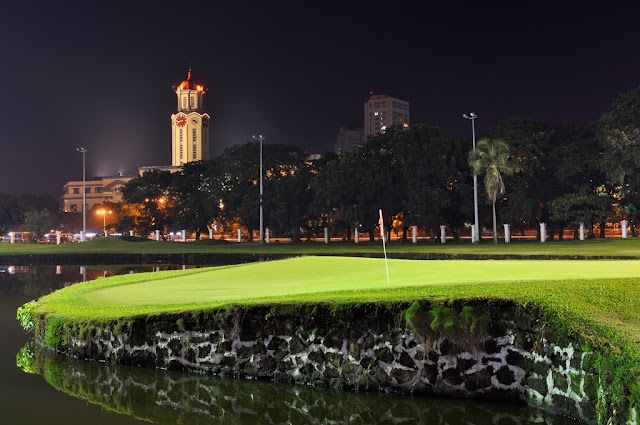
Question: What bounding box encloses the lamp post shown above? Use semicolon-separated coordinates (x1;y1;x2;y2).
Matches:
97;209;112;235
252;134;265;243
462;113;480;243
76;147;87;242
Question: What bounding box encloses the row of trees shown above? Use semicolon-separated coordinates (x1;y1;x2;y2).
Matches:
2;86;638;243
117;86;640;243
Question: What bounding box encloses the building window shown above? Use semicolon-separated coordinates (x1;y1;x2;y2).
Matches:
192;128;197;160
70;204;77;213
179;129;184;161
182;96;187;109
190;96;195;107
96;187;103;193
85;188;91;194
73;188;79;194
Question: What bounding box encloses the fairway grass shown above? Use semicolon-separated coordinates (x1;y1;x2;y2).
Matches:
33;256;640;346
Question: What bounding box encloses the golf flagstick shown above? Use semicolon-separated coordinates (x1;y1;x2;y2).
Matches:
379;209;390;284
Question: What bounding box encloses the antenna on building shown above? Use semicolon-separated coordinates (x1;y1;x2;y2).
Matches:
187;63;192;81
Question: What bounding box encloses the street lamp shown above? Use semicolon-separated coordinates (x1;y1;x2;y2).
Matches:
97;209;112;235
462;112;480;243
76;147;87;242
252;134;265;243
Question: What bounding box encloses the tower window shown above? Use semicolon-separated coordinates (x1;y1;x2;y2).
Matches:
182;96;187;109
192;128;197;160
179;129;183;162
190;96;195;107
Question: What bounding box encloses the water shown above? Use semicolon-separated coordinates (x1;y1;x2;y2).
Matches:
1;265;578;424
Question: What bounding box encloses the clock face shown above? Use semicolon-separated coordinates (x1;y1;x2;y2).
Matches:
176;115;187;127
191;117;199;125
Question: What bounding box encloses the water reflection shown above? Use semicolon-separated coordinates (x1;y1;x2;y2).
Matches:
19;343;573;425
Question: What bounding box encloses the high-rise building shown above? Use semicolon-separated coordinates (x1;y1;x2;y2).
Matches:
364;94;410;139
170;67;211;166
334;124;365;155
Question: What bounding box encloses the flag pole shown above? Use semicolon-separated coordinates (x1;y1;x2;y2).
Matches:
379;209;390;284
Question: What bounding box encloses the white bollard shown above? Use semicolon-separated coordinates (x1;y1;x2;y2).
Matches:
56;231;62;245
237;229;242;243
622;220;629;238
56;265;62;275
440;225;446;243
266;228;270;243
540;223;547;243
155;230;160;241
209;228;213;239
324;227;329;243
503;224;511;243
412;225;417;243
579;222;585;241
471;225;476;243
182;230;186;242
9;232;15;244
355;228;359;243
129;230;134;237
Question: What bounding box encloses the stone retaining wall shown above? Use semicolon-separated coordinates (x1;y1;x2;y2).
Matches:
36;300;636;424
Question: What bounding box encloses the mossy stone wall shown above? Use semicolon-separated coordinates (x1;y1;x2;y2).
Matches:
34;300;637;424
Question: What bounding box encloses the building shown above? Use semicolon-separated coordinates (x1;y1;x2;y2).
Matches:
61;67;213;210
334;125;365;155
60;175;134;213
364;94;410;139
170;67;211;166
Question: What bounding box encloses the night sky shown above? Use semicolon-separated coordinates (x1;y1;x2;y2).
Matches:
2;1;639;196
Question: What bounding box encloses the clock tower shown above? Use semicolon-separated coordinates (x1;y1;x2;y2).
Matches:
170;67;210;166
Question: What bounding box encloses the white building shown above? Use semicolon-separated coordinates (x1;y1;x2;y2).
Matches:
364;94;410;139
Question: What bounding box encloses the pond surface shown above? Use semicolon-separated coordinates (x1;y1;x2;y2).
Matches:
1;264;578;424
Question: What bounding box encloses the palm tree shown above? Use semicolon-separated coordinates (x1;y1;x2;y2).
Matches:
468;139;516;244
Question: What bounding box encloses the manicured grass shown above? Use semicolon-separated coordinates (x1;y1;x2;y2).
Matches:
33;256;640;346
4;235;640;257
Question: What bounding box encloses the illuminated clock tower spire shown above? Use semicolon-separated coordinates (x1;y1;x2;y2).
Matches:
170;66;211;166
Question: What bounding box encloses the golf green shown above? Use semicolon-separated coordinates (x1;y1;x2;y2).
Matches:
81;256;640;307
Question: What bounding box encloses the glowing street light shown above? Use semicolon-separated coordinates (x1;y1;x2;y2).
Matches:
97;209;113;235
252;134;265;243
76;147;87;242
462;112;480;243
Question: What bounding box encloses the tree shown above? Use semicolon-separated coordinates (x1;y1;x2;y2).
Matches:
219;142;308;241
549;189;611;239
599;86;640;233
488;118;556;236
22;210;54;243
391;125;461;240
311;155;396;241
121;170;173;235
168;160;222;240
469;139;516;244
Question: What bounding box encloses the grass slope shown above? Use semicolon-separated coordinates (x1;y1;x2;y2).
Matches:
33;256;640;346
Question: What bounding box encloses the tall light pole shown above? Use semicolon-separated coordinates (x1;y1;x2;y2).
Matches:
76;147;87;242
462;113;480;243
252;134;265;243
97;209;112;235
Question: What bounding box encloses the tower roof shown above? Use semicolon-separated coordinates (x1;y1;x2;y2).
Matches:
174;66;205;93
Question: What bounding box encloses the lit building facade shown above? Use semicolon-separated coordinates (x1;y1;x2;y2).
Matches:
170;67;210;166
60;175;134;213
364;94;410;139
